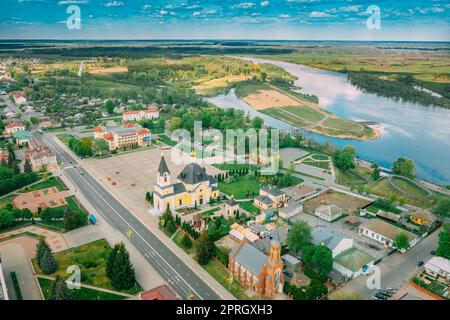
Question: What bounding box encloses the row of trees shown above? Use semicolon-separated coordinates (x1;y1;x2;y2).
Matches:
39;206;85;231
67;137;93;157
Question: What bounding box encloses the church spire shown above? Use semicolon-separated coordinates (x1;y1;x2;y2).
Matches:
158;153;170;175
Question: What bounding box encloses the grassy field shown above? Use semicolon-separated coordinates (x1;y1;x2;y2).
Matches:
38;277;125;300
202;258;251;300
302;160;330;170
335;166;371;186
57;134;75;146
172;230;195;255
157;135;177;146
238;201;261;214
32;239;142;295
22;176;66;192
213;163;258;171
262;52;450;81
390;176;430;198
219;175;261;199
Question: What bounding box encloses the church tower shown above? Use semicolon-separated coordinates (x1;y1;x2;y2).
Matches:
264;239;284;298
157;154;171;187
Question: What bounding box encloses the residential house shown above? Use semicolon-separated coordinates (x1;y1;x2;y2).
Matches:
229;239;284;298
138;284;180;300
259;185;288;208
283;184;320;202
314;204;343;222
410;210;436;227
359;219;419;252
375;210;402;224
311;226;353;258
11;92;26;105
13;130;33;146
225;198;239;218
122;107;159;122
424;257;450;282
152;154;219;213
4;120;25;135
38;118;54;129
93;123;152;151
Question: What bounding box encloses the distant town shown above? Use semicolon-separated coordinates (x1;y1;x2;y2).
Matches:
0;38;449;304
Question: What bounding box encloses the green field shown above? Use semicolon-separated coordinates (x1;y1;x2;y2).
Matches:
23;177;66;192
219;175;261;199
32;239;142;295
172;230;195;255
202;258;251;300
282;105;325;123
37;277;125;300
390;177;430;198
157;135;177;146
57;134;75;146
302;160;330;170
238;201;261;214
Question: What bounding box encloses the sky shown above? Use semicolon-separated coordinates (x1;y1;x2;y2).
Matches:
0;0;449;41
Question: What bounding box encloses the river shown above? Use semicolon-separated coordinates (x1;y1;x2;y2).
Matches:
207;57;450;185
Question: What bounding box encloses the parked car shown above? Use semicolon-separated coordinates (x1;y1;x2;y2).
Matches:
417;260;424;267
431;250;436;255
283;270;293;277
386;287;396;294
375;293;387;300
379;290;392;297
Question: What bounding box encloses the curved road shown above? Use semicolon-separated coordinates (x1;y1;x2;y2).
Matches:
32;132;221;300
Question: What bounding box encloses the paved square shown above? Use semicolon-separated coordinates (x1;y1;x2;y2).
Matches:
82;147;222;218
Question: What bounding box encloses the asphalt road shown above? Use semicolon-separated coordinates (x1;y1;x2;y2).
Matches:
33;132;221;300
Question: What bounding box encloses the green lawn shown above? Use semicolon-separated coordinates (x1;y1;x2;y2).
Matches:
157;135;177;146
172;230;196;255
44;127;66;133
309;153;329;161
219;175;261;199
302;160;330;170
23;177;66;192
335;166;370;186
0;195;14;209
32;239;142;295
391;177;429;198
200;207;220;217
57;134;75;146
282;105;325;123
202;258;251;300
37;277;125;300
238;201;261;214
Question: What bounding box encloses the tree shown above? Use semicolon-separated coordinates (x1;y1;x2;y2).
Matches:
40;250;57;274
35;238;51;266
107;242;136;290
63;209;83;231
92;138;109;157
196;231;214;265
333;146;356;171
436;223;450;259
434;199;450;218
24;159;32;173
51;276;73;300
371;163;380;181
310;245;333;277
394;233;411;252
392;157;415;178
104;100;115;114
286;221;312;255
181;233;193;249
0;209;15;229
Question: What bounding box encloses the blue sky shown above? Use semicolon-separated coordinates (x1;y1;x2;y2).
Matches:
1;0;449;40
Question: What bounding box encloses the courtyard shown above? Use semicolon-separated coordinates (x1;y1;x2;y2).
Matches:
303;189;372;215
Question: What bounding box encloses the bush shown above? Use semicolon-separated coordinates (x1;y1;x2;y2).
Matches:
181;233;193;249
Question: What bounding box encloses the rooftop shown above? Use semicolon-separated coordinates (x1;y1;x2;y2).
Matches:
425;256;450;274
177;163;210;185
261;185;285;197
231;242;269;275
315;204;342;217
361;219;417;241
139;284;179;300
311;226;347;250
255;195;273;206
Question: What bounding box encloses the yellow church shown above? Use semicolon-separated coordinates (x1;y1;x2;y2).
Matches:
153;154;219;213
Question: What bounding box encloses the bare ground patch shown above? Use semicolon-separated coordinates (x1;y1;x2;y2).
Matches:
242;89;301;109
303;189;371;214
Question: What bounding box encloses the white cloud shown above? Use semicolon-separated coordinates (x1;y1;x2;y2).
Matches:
159;10;168;15
231;2;256;9
279;14;291;18
260;1;269;7
192;11;200;16
309;11;330;18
